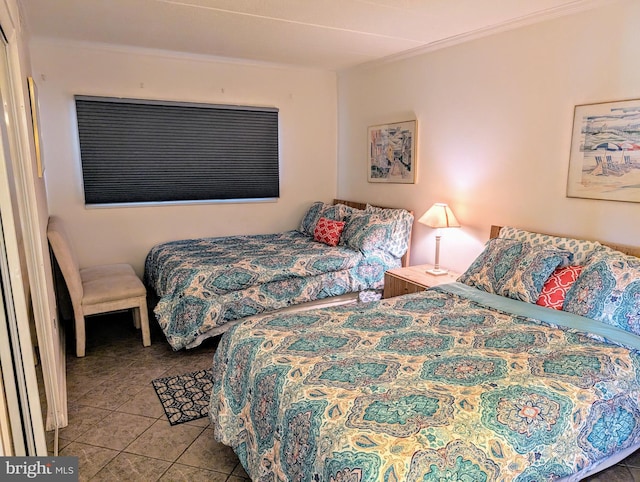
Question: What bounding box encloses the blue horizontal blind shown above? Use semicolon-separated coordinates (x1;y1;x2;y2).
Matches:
75;96;279;205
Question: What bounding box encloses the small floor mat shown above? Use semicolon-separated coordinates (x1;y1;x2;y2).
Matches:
152;368;213;425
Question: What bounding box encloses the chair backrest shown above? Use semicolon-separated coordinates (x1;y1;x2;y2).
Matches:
47;216;84;306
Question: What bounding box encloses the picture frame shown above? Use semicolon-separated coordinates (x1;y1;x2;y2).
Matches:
567;98;640;203
27;76;44;178
367;120;416;183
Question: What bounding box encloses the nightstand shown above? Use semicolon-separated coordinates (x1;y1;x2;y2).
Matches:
383;264;461;299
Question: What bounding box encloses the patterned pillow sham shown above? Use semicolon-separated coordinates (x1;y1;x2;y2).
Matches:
298;202;353;237
563;248;640;336
498;226;601;267
341;212;395;255
362;204;414;258
457;238;572;303
536;265;583;310
299;201;324;236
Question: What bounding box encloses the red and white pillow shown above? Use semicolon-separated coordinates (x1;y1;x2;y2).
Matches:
314;217;345;247
536;265;583;310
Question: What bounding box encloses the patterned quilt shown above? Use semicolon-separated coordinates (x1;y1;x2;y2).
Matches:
209;283;640;481
144;230;400;350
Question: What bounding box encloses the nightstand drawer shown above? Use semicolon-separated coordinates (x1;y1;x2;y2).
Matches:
383;264;461;299
383;275;426;298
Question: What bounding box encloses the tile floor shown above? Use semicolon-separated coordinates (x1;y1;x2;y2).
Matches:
42;312;250;481
40;310;640;481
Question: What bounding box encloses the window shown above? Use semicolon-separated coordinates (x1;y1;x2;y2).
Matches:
74;96;279;206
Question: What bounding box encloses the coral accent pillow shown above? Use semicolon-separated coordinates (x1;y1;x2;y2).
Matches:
314;217;345;247
536;265;583;310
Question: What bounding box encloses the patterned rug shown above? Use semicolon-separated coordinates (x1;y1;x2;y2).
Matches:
152;369;213;425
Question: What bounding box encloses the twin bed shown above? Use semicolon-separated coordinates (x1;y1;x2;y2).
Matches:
144;200;414;350
206;224;640;481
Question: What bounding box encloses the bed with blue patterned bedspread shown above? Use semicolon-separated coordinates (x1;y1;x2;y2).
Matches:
145;230;400;350
209;282;640;481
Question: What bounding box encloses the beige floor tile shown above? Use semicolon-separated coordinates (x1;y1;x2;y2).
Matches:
65;374;110;402
88;343;145;361
125;418;205;462
233;462;250;478
624;449;640;469
159;463;229;481
584;463;634;481
45;430;55;453
91;452;171;482
57;403;112;441
163;351;216;375
58;441;119;481
117;385;166;419
112;359;163;381
127;368;178;390
138;361;178;379
228;477;251;482
66;354;136;380
629;466;640;482
57;437;73;453
100;359;152;383
47;432;73;455
176;428;238;474
74;411;156;451
74;376;148;411
183;415;212;429
126;349;183;367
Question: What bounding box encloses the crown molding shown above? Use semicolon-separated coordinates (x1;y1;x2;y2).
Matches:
344;0;614;73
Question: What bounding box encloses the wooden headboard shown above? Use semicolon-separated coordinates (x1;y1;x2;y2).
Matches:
333;199;414;267
490;225;640;259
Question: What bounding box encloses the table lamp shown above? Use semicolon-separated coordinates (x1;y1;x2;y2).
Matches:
418;203;460;275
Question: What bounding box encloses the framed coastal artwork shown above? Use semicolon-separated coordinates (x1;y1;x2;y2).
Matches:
367;120;416;183
567;98;640;203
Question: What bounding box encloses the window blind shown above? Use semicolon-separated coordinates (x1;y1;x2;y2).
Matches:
75;96;279;205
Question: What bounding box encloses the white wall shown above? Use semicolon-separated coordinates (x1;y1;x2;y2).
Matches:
337;0;640;274
29;40;338;274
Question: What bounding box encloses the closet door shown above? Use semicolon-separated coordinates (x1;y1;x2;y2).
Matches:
0;66;47;456
0;15;61;454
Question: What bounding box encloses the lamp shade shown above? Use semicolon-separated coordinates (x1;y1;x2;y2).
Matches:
418;203;460;229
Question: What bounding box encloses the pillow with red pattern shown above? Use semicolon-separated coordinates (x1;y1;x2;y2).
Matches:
314;217;345;247
536;265;583;310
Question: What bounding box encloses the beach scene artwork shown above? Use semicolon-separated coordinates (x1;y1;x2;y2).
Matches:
567;99;640;202
368;120;416;183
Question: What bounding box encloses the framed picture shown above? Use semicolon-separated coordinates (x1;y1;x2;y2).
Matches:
27;76;44;178
367;120;416;183
567;98;640;203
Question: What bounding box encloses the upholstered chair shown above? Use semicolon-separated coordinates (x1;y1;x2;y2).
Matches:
46;216;151;357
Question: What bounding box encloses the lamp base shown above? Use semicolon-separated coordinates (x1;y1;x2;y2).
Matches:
426;268;448;276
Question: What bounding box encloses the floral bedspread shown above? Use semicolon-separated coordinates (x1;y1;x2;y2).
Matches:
209;284;640;481
144;230;399;350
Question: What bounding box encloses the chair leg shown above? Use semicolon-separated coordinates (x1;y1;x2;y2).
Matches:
134;299;151;347
75;313;86;357
132;308;141;329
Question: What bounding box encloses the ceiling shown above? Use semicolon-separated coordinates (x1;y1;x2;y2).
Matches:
19;0;606;71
